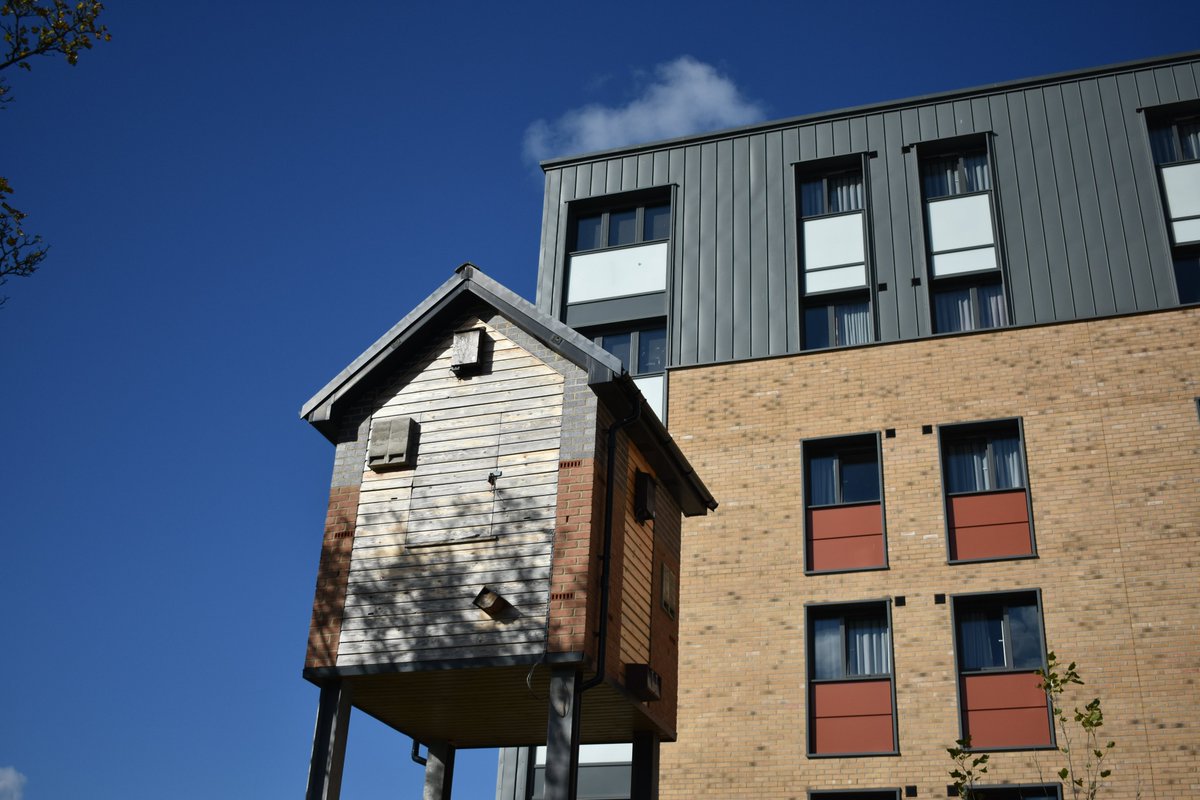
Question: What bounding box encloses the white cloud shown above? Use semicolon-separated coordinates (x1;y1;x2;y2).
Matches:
0;768;26;800
524;57;765;161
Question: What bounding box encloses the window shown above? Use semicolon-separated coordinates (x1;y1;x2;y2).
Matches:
940;420;1033;562
803;435;886;573
798;159;874;350
563;193;671;331
574;203;671;252
967;786;1061;800
807;602;896;756
592;325;667;423
953;591;1052;750
1148;108;1200;304
920;143;1009;334
809;792;900;800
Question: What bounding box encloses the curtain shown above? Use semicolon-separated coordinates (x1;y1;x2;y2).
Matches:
800;179;825;217
835;302;871;346
922;156;956;198
991;436;1024;489
808;455;837;506
946;440;987;493
959;610;1005;670
979;282;1008;327
828;173;863;213
812;617;842;680
963;153;991;192
1149;126;1178;164
847;617;891;676
934;287;973;333
1182;121;1200;161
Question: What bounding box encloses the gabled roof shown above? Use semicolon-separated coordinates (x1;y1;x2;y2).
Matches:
300;263;717;515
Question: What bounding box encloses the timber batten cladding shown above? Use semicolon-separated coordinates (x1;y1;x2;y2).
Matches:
299;264;715;748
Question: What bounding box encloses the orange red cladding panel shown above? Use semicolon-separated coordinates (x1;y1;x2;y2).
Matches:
807;503;885;571
961;671;1051;748
948;489;1032;560
811;678;894;754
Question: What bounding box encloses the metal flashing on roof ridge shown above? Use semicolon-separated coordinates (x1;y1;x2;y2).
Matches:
538;49;1200;169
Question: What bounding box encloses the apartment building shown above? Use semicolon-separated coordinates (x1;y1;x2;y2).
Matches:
497;51;1200;800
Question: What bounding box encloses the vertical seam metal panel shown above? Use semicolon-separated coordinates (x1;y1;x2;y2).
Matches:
749;134;769;358
1043;83;1098;318
732;135;752;361
765;130;788;355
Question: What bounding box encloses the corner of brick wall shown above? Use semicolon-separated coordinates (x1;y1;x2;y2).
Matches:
305;484;359;669
546;457;597;655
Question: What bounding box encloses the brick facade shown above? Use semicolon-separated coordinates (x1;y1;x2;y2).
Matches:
660;307;1200;799
306;484;360;669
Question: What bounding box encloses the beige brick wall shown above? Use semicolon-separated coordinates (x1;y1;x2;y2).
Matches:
661;307;1200;799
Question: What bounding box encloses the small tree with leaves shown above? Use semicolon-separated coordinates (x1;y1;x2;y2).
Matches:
947;737;989;800
1039;651;1114;800
0;0;110;303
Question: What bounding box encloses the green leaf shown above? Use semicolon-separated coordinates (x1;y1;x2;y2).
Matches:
1059;768;1069;780
1100;770;1111;778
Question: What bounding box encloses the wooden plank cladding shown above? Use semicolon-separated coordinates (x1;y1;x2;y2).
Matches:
335;318;566;669
947;489;1032;561
960;671;1051;748
806;502;885;572
810;678;895;755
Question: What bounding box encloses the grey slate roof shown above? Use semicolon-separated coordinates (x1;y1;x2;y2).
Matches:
300;263;716;515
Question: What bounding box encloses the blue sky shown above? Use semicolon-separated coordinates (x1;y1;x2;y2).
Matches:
0;2;1195;798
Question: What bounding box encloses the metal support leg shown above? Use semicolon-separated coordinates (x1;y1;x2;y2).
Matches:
305;680;353;800
543;668;582;800
422;741;455;800
630;732;660;800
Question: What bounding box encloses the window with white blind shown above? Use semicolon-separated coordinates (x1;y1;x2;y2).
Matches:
920;144;1010;334
1148;108;1200;304
798;159;874;350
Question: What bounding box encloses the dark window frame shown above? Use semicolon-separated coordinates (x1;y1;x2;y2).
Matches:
571;202;672;254
1145;103;1200;305
796;153;878;350
961;784;1062;800
805;598;899;758
950;589;1056;752
938;418;1037;565
589;324;667;378
802;432;888;575
915;134;1012;337
808;790;901;800
1148;113;1200;166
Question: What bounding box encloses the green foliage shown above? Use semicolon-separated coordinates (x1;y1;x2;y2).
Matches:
1038;653;1115;800
0;1;109;302
947;737;989;800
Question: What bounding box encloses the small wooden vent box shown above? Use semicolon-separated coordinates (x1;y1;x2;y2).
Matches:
625;663;662;702
367;416;418;471
451;328;486;374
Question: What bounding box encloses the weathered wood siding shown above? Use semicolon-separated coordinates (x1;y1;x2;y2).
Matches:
336;317;566;668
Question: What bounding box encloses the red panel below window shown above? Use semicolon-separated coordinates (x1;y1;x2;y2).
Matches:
812;678;894;754
961;672;1051;748
807;503;885;571
948;489;1032;561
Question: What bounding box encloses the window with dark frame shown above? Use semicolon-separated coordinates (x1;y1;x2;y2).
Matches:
809;791;901;800
966;785;1062;800
919;143;1010;335
798;160;874;351
952;590;1052;750
939;419;1034;562
593;326;666;378
807;601;896;756
1148;109;1200;305
804;434;886;573
573;202;671;253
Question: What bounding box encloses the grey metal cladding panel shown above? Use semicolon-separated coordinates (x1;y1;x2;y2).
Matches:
1097;75;1155;309
867;114;899;342
897;107;925;338
797;124;817;161
537;170;561;314
1043;83;1098;318
764;130;789;355
731;136;753;361
1135;68;1162;106
1025;87;1078;319
1005;91;1057;322
1120;72;1176;306
715;138;735;362
814;121;834;158
575;163;592;199
831;118;852;156
970;96;993;131
678;144;703;366
605;158;623;194
953;99;975;135
697;141;719;363
1174;63;1199;99
849;116;868;153
782;127;801;351
652;150;670;186
636;153;654;188
935;101;957;137
749;135;769;357
667;148;686;367
1059;81;1117;316
590;160;607;196
1079;79;1137;313
1154;65;1180;103
917;104;938;142
990;94;1036;326
622;155;638;191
